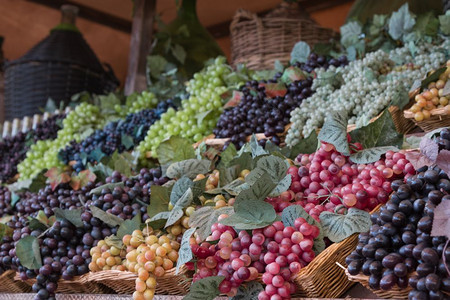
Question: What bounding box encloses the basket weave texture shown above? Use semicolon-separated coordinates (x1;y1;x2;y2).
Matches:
4;30;118;120
83;266;191;295
230;2;338;70
0;270;31;293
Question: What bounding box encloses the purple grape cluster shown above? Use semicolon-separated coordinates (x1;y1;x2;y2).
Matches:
0;114;65;183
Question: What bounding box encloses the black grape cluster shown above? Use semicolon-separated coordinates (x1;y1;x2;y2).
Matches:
1;166;167;299
0;187;13;217
213;54;348;149
435;127;450;151
59;100;177;172
346;166;450;300
0;114;65;183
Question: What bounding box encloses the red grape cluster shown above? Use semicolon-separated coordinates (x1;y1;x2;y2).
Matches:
266;143;415;221
189;215;319;300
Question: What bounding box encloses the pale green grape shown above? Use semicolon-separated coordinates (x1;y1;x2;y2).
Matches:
114;91;159;117
18;103;105;179
137;57;233;161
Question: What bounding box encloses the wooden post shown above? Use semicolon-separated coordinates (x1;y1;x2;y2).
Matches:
124;0;156;95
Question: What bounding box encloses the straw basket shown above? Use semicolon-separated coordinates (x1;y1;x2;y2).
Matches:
404;106;450;132
0;270;31;293
15;273;112;294
230;2;338;70
84;266;191;295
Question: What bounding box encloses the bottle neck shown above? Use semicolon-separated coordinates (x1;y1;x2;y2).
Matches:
178;0;197;19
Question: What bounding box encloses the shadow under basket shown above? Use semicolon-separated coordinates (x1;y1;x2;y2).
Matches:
83;266;191;295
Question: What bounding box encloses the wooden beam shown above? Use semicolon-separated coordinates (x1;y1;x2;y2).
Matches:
26;0;131;32
124;0;157;95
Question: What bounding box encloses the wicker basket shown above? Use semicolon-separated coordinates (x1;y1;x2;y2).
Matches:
83;266;191;295
346;271;412;299
230;2;338;70
0;270;31;293
404;106;450;132
15;273;112;294
4;27;118;120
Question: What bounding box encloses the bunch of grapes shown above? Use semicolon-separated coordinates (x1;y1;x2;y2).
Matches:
346;165;450;299
18;103;105;180
115;91;159;118
434;127;450;151
0;114;65;182
137;57;238;160
264;142;415;222
59;100;177;172
294;53;348;73
407;61;450;121
120;229;180;300
0;186;14;217
189;215;320;300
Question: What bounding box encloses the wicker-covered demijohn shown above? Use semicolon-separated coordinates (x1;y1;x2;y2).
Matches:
230;2;338;70
4;6;118;120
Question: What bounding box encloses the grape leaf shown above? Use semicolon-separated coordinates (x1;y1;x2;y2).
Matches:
16;236;42;269
281;66;308;85
318;111;350;156
165;208;184;228
414;12;439;38
166;159;211;179
281;205;325;254
320;208;371;243
259;82;287;98
0;223;12;241
249;135;268;158
223;90;244;109
256;156;289;182
52;208;83;228
420;136;439;162
436;150;450;177
274;60;284;72
165;188;193;228
11;192;20;208
188;206;235;241
350;146;398;164
290;41;311;64
312;42;333;56
268;174;292;197
388;3;415;40
229;152;253;171
148;185;170;219
170;177;193;205
289;130;319;159
176;227;196;274
183;276;224;300
89;206;123;227
239;171;277;203
44;167;71;191
155;136;196;165
340;21;362;48
421;67;446;90
218;142;237;168
88;162;113;182
405;150;434;171
171;44;186;64
70;170;96;191
218;166;239;187
117;213;141;239
90;182;124;195
121;134;134;150
104;235;123;249
439;12;450;35
196;110;212;127
349;110;403;149
232;281;264;300
430;200;450;239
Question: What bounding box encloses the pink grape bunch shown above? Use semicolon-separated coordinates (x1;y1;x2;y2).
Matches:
266;142;415;222
188;215;320;300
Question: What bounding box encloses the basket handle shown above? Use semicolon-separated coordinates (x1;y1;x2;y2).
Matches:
230;9;262;30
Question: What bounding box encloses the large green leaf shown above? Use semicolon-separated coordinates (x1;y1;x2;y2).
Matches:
166;159;210;179
184;276;225;300
388;3;416;40
52;208;83;228
318;111;350;156
289;130;319;159
290;41;311;64
155;136;196;165
350;146;399;164
175;227;196;274
148;185;170;219
170;177;193;205
188;206;235;241
340;21;362;48
16;236;42;269
89;206;123;227
117;213;141;239
320;208;371;243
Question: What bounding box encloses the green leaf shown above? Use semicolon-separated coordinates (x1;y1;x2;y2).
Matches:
218;166;239;187
89;148;106;163
11;192;20;208
28;213;48;231
232;282;264;300
269;174;292;197
52;208;83;228
239;171;277;203
171;44;186;64
156;136;196;165
289;130;319;159
121;134;134;150
349;110;403;149
350;146;399;164
147;55;168;79
249;135;268;158
0;223;12;241
117;213;141;239
79;128;94;142
16;236;42;269
166;159;211;180
421;67;446;90
281;205;325;254
165;207;185;228
260;82;287;98
314;71;343;89
196;110;212;127
148;185;170;219
183;276;224;300
188;206;235;241
369;14;388;36
89;206;123;227
256;156;289;182
229;152;253;171
388;3;416;40
218;143;237;168
274;60;284;73
390;85;410;109
219;213;273;230
104;235;123;249
318;111;350;156
176;227;196;274
439;13;450;35
290;41;311;64
320;208;371;243
340;21;362;48
415;12;439;37
364;68;376;83
170;177;193;205
312;43;333;56
90;182;124;195
191;177;208;202
347;46;357;61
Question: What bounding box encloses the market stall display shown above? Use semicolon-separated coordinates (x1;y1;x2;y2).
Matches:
1;3;450;300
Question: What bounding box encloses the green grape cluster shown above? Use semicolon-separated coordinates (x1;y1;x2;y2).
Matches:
18;103;105;179
114;91;159;117
137;57;231;160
